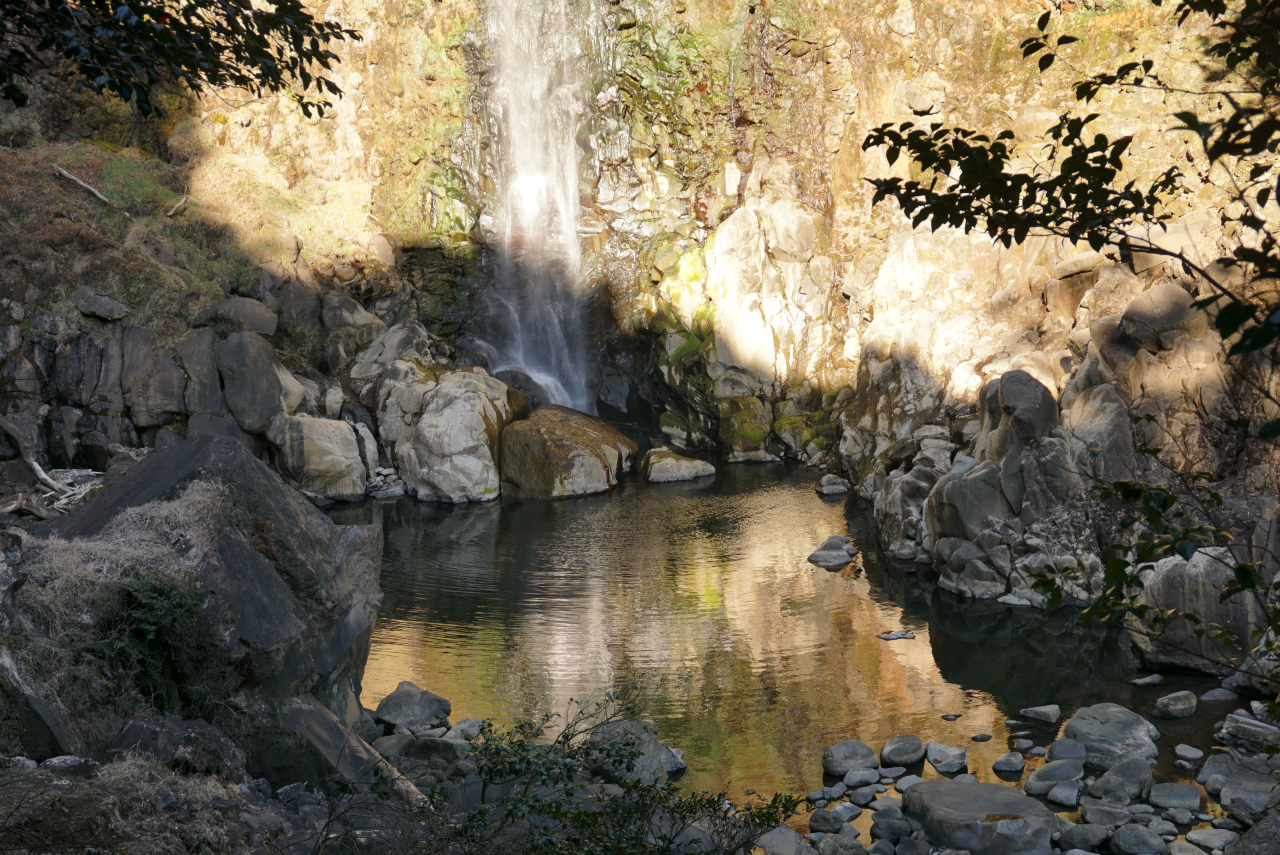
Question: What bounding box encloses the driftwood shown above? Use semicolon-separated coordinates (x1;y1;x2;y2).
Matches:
0;417;70;497
0;418;115;515
53;166;130;219
166;194;188;217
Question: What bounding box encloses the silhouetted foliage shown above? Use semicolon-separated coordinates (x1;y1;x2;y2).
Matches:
0;0;360;116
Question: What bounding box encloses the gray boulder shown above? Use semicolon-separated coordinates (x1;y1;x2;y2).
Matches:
756;825;819;855
1224;811;1279;855
1062;383;1135;481
809;808;845;833
1061;703;1160;770
1111;824;1169;855
1047;738;1087;761
809;535;859;570
1025;759;1084;795
1148;782;1199;811
215;331;306;433
822;739;879;776
903;779;1058;855
374;682;451;731
349;321;434;382
1020;704;1061;724
266;413;369;502
321;291;387;348
1060;823;1109;852
1121;281;1197;351
74;292;128;321
644;448;715;482
925;741;968;774
122;326;186;427
992;752;1024;773
589;720;666;787
175;328;228;415
1198;754;1280;826
881;734;926;767
279;281;323;334
1153;691;1197;719
195;297;279;336
501;405;638;498
924;459;1013;542
1089;758;1152;800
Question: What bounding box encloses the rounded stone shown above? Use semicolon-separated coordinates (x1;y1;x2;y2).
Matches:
1024;759;1085;795
992;752;1025;773
880;734;926;767
824;739;879;776
1111;823;1170;855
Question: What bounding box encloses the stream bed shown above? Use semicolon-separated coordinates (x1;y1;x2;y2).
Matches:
330;463;1238;802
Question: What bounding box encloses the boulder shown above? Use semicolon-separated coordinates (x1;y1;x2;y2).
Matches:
1060;823;1109;852
644;448;715;482
1062;383;1135;481
380;367;524;503
756;825;819;855
1025;759;1084;795
925;742;968;774
1148;782;1200;811
718;396;776;462
1132;547;1268;674
881;734;926;767
924;459;1013;542
122;326;186;427
279;281;323;334
589;720;667;787
74;292;128;321
1153;690;1197;719
1020;704;1061;724
51;435;383;756
321;291;387;348
1111;824;1169;855
0;645;76;760
195;297;279;336
215;331;306;433
350;321;434;382
822;739;879;776
992;753;1025;773
374;682;451;731
175;328;228;415
1224;811;1279;855
1089;757;1152;799
817;474;851;495
500;406;638;498
1047;739;1087;761
809;535;859;570
903;779;1058;855
265;413;368;501
1061;703;1160;770
1121;282;1197;351
1197;754;1280;825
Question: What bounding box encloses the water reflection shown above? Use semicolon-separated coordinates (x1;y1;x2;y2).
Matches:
331;464;1146;797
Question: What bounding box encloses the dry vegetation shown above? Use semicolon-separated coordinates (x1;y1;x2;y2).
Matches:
5;482;228;749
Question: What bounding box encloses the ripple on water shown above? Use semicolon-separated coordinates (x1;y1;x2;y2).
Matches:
329;462;1226;800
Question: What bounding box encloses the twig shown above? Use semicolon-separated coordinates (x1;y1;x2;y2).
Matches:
53;166;129;218
166;194;188;217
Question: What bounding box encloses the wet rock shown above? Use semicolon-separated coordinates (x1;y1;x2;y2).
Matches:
644;448;715;482
718;396;777;462
1048;738;1087;761
992;752;1024;773
1047;780;1081;807
894;774;924;792
903;779;1057;855
1025;758;1084;795
925;741;967;774
1061;703;1161;770
823;739;879;776
374;682;451;732
1153;691;1197;719
1020;704;1061;724
810;808;845;833
1081;800;1133;827
1061;823;1109;852
1131;674;1165;687
215;331;306;433
1111;823;1169;855
877;630;915;641
501;405;638;498
971;734;991;742
1089;758;1152;800
1186;828;1239;851
845;768;881;787
817;474;850;495
880;735;925;767
1200;688;1238;702
590;720;666;786
265;413;368;502
1224;812;1279;855
808;535;858;570
869;819;910;842
195;297;279;336
1148;783;1200;812
659;744;686;774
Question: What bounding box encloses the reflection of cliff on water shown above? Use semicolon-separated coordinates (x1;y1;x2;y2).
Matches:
926;589;1136;713
332;466;1144;797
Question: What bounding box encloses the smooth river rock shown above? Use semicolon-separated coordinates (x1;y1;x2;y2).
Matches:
903;779;1058;855
644;447;715;482
880;734;926;766
925;741;967;774
501;405;638;498
1061;703;1160;770
1153;690;1197;719
822;739;878;776
808;535;858;570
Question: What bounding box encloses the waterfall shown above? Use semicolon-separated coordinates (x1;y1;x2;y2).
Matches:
467;0;600;413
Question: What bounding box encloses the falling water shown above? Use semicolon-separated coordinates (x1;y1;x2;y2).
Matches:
467;0;600;413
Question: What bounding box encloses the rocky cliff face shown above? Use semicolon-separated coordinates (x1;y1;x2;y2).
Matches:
1;1;1277;651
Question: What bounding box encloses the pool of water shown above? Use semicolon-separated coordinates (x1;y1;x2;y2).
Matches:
330;462;1237;801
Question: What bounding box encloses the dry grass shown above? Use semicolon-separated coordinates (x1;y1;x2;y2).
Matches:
7;481;229;749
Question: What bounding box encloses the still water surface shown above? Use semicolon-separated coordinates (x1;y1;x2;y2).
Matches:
331;463;1225;799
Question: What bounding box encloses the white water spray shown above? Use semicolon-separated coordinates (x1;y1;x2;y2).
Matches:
468;0;599;412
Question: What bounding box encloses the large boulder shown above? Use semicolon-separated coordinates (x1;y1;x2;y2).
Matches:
1061;703;1160;770
718;396;776;462
972;371;1059;513
924;459;1012;542
643;448;715;482
1225;811;1280;855
266;413;370;501
174;328;228;416
1132;547;1269;674
903;779;1058;855
195;297;279;336
1121;282;1199;351
500;406;638;498
215;331;306;433
822;738;878;776
350;321;435;382
373;681;451;732
1061;383;1135;481
589;720;667;787
322;291;387;348
49;435;383;750
122;326;187;427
